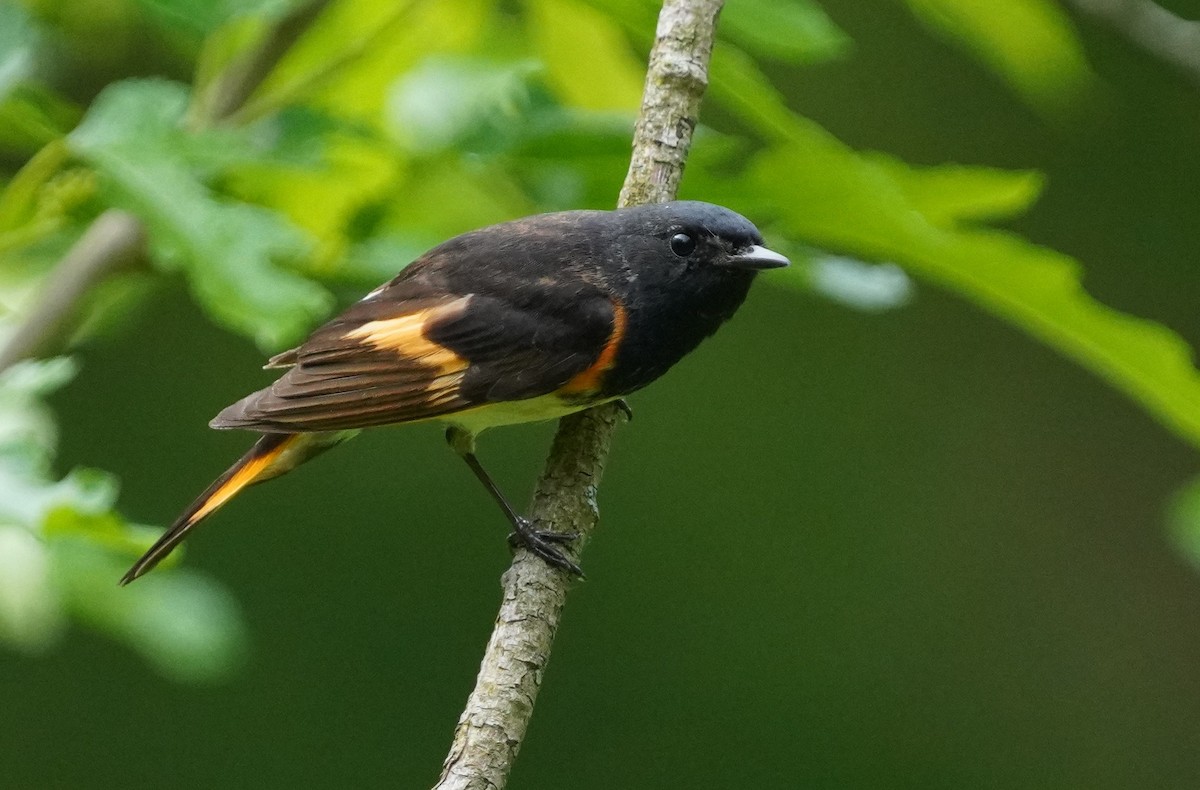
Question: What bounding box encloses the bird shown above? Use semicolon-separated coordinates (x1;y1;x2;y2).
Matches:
120;200;788;585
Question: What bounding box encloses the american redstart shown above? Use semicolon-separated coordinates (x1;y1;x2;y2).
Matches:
121;201;787;584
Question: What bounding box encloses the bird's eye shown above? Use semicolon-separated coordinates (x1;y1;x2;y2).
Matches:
670;232;696;257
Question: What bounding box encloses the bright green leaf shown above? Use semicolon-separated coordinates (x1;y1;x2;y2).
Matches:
865;157;1046;227
902;0;1097;114
748;139;1200;449
721;0;852;65
0;354;76;397
251;0;487;125
69;79;263;176
43;506;183;568
388;57;539;153
577;0;658;35
527;0;645;111
0;83;83;151
133;0;295;37
0;139;69;232
708;47;1200;451
69;79;331;349
0;7;77;149
381;157;533;241
111;570;247;683
226;122;398;271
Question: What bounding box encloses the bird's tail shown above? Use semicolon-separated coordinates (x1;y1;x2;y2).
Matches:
120;431;350;585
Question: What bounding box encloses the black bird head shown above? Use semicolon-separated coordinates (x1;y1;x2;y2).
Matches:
590;200;789;394
606;200;787;309
612;200;788;275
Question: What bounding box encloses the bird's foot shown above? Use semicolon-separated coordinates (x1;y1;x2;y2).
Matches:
507;518;584;577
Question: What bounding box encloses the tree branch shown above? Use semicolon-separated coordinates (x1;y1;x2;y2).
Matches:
1065;0;1200;87
195;0;334;125
0;0;332;372
433;2;724;788
0;210;144;373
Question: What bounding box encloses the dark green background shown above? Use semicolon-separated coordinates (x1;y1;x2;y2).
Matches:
7;1;1200;787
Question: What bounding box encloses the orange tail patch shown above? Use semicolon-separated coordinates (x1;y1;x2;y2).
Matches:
120;433;303;585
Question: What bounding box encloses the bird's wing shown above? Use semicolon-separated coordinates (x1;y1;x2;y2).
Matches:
211;283;618;433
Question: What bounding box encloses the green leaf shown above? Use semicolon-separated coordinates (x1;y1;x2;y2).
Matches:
225;116;398;267
53;539;247;683
0;467;117;534
70;79;263;176
0;525;63;653
864;157;1045;227
387;57;539;153
0;139;69;232
0;83;83;152
577;0;659;35
250;0;487;124
901;0;1097;114
709;48;1200;451
527;0;645;111
0;6;78;149
1169;477;1200;572
0;357;76;478
0;3;40;101
134;0;231;37
111;570;247;683
750;141;1200;448
0;358;247;676
0;354;76;398
133;0;295;37
720;0;852;65
69;79;331;349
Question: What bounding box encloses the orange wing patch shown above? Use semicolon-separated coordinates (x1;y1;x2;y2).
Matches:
343;298;470;377
560;300;627;395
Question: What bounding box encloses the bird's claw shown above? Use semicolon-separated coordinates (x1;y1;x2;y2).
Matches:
507;518;584;577
614;399;633;422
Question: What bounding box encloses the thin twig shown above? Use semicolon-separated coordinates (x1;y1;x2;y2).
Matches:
194;0;335;125
228;0;421;126
433;2;724;788
1065;0;1200;87
0;0;332;371
0;210;144;372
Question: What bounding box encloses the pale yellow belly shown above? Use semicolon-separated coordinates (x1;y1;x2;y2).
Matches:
443;393;618;436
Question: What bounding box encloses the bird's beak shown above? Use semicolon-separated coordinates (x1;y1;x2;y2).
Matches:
724;245;790;270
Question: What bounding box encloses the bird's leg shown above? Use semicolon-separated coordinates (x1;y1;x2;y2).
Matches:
445;427;583;576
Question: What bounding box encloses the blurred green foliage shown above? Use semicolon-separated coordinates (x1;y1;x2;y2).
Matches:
0;357;244;679
903;0;1098;114
2;0;1200;786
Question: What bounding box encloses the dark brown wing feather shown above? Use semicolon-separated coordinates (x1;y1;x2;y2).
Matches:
211;276;617;433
